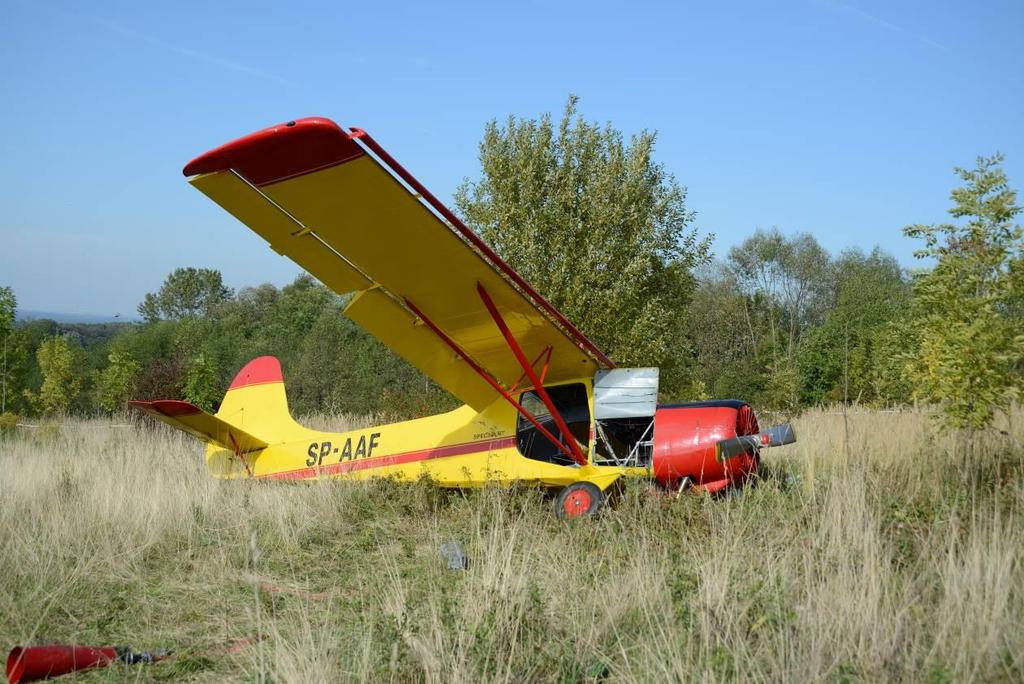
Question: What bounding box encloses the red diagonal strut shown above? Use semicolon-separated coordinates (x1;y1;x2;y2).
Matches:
229;432;253;478
508;346;552;395
403;298;580;464
477;284;588;466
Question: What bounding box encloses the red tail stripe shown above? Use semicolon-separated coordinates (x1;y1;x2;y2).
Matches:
259;436;516;481
229;356;283;390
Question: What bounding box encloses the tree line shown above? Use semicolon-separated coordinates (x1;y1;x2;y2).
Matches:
1;99;1020;430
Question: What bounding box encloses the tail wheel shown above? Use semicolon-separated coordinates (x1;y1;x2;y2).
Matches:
555;482;604;519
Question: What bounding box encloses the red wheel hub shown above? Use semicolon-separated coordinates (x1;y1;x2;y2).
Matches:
563;488;593;517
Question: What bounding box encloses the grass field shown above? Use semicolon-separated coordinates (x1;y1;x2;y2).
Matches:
1;407;1022;682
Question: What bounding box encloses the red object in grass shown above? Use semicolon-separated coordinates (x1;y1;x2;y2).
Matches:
6;645;117;683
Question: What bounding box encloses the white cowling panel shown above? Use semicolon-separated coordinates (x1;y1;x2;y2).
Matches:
593;368;659;419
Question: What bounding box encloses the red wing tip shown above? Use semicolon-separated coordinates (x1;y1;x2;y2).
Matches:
229;355;284;390
130;399;203;417
182;117;365;185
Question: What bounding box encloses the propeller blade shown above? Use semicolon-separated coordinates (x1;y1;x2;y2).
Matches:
763;423;796;447
715;423;796;461
715;435;762;461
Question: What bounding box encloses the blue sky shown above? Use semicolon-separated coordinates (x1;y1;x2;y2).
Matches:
1;0;1021;317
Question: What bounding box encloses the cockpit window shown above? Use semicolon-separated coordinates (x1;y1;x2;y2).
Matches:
515;383;590;465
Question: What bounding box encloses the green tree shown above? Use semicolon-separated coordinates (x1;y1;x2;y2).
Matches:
796;247;910;405
118;320;188;400
257;275;335;369
94;350;141;413
290;305;455;418
870;318;918;405
761;355;802;414
27;335;82;415
701;229;830;410
903;153;1024;429
728;228;830;358
689;264;769;400
138;267;233;322
217;282;281;361
183;353;221;411
0;329;28;415
0;286;16;413
454;96;711;395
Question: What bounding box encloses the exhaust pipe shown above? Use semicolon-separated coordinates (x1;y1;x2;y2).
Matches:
6;645;168;683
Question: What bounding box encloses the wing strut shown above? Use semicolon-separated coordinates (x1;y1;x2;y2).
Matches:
508;346;552;395
477;284;588;466
228;432;253;478
403;298;583;465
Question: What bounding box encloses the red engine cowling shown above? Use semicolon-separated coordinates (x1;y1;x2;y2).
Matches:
652;400;760;492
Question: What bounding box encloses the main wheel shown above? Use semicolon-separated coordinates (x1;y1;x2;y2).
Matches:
554;482;604;519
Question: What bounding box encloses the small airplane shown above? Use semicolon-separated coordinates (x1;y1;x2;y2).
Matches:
131;117;795;517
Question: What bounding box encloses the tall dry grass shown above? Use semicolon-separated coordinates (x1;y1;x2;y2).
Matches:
0;407;1021;682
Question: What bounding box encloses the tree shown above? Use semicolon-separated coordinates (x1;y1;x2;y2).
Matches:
796;247;910;405
257;275;335;369
94;350;141;413
727;228;831;358
454;96;711;396
903;153;1024;429
0;286;16;413
27;335;82;415
183;353;221;411
0;329;28;415
119;320;188;400
214;282;280;360
714;229;830;410
870;318;917;405
138;267;233;322
290;305;456;418
688;263;770;401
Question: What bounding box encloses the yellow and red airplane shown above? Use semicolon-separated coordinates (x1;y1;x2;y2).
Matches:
131;117;795;517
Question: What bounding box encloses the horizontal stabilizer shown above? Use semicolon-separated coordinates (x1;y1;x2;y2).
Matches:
129;400;268;453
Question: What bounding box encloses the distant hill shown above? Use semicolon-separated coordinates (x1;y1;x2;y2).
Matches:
16;309;138;324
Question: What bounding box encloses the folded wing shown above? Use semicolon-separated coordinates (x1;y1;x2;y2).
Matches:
183;118;613;410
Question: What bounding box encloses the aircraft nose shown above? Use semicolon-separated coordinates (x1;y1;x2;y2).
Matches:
651;401;762;490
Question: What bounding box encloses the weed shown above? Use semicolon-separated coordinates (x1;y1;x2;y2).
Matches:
0;408;1021;681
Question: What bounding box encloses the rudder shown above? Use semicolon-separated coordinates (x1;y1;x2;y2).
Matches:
216;356;304;443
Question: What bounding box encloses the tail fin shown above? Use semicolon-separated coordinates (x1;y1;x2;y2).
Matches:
131;356;304;450
215;356;303;443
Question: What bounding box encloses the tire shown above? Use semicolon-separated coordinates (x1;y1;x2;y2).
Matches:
554;481;604;519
